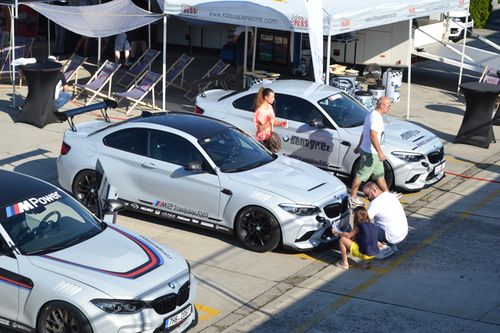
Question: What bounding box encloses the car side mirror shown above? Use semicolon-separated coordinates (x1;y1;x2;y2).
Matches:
309;118;324;128
185;161;203;172
104;199;126;214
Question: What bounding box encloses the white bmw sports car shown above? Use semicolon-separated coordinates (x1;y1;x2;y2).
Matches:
0;169;196;333
195;80;446;191
57;111;349;253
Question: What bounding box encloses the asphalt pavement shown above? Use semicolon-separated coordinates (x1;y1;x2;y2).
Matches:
1;34;499;332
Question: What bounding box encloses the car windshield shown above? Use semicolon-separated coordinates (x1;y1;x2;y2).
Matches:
199;127;274;172
318;93;369;128
1;190;103;255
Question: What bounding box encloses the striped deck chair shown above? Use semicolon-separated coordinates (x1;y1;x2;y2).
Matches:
116;48;160;89
183;59;230;101
63;53;87;84
114;70;163;115
0;45;25;83
156;53;195;95
74;60;120;105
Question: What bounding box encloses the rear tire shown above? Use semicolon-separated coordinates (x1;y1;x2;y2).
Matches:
37;301;92;333
235;206;281;252
72;169;98;213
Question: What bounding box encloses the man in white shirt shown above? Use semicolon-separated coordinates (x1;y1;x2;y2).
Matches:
350;96;392;206
363;182;408;257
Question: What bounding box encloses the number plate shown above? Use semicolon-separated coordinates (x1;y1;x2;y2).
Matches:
434;161;445;174
165;305;192;329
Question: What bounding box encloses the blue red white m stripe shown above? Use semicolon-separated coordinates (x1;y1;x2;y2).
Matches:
42;226;164;279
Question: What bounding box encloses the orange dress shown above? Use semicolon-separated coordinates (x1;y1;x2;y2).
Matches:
254;105;275;141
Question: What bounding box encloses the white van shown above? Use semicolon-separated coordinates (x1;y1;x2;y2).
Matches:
448;10;474;42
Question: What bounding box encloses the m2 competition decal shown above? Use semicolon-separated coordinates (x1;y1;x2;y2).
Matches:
5;191;62;217
153;200;209;219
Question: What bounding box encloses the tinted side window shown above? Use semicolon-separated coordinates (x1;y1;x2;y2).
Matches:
274;94;324;124
233;93;257;111
149;130;204;167
103;128;148;156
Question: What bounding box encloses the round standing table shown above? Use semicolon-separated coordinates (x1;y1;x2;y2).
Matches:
454;82;500;149
17;61;62;128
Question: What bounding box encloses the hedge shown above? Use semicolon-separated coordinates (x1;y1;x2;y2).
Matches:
470;0;493;28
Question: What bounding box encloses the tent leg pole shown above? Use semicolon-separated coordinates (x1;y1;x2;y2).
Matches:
457;7;469;97
243;26;248;89
11;4;16;110
162;15;167;111
325;15;332;85
252;27;257;72
406;18;412;120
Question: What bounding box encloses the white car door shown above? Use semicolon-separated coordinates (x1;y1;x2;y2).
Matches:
0;231;20;325
99;127;146;202
273;94;342;170
139;129;222;224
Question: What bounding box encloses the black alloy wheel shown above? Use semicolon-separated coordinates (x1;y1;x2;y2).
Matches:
235;206;281;252
37;301;92;333
72;169;98;213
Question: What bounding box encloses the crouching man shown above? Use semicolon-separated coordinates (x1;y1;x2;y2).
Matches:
363;182;408;258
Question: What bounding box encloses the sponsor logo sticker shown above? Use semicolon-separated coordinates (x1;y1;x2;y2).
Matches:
5;191;62;217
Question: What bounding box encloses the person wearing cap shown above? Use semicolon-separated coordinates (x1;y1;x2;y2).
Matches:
49;56;72;110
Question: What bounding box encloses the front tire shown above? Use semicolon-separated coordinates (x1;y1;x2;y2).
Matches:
235;206;281;252
72;169;98;213
37;301;92;333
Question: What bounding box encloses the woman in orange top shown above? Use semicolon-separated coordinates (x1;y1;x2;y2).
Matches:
253;87;287;146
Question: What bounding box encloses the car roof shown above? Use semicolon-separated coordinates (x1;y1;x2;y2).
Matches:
247;79;341;101
0;169;56;207
129;112;232;139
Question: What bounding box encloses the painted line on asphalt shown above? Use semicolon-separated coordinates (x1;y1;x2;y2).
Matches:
195;303;221;321
292;189;500;333
293;253;318;261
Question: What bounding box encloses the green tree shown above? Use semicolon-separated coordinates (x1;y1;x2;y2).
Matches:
470;0;493;28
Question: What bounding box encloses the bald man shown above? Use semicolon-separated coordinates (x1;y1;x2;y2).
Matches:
350;96;392;207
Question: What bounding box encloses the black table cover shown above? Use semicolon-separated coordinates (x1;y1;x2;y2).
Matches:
493;103;500;126
17;61;63;128
454;82;500;149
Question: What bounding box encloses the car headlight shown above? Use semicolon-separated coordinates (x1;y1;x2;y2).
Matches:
91;299;146;314
391;151;425;162
451;17;461;22
279;204;320;216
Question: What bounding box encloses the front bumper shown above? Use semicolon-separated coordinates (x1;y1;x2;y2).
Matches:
85;278;198;333
391;147;446;191
280;199;350;251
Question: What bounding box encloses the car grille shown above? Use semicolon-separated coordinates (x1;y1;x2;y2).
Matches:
151;281;190;315
324;197;348;218
427;147;444;164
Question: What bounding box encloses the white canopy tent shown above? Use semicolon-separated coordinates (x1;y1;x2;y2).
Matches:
158;0;471;115
23;0;472;115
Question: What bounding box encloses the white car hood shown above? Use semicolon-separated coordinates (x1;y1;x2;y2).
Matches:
226;156;346;203
344;115;440;151
28;225;187;298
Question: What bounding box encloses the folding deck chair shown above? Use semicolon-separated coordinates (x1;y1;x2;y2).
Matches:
63;53;87;84
115;48;160;89
0;45;25;83
183;59;230;101
155;53;194;95
114;70;163;115
74;60;120;105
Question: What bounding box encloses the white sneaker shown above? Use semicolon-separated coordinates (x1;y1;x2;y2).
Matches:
375;245;394;260
391;191;403;199
349;196;364;207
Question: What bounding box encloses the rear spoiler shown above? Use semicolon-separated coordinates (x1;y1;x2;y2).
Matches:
54;99;118;132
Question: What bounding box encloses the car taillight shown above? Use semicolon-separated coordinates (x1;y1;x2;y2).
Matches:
60;142;71;155
194;106;204;114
